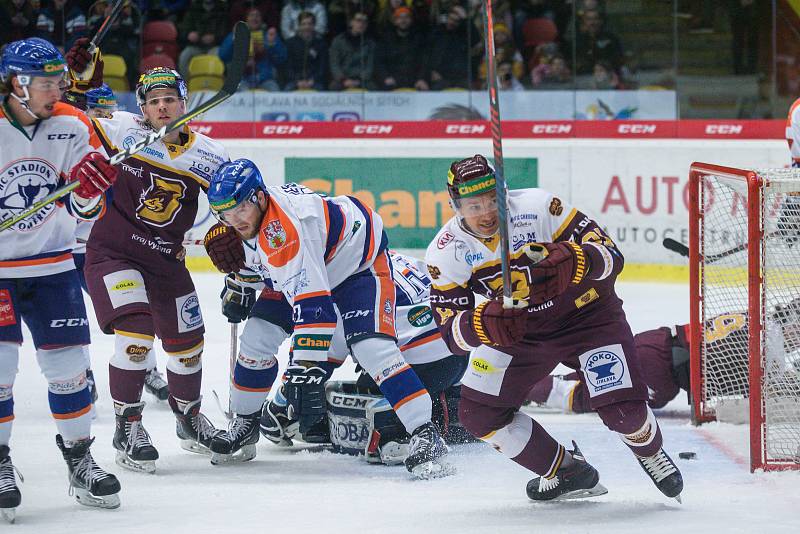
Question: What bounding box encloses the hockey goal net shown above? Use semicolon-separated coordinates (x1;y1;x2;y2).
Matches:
689;163;800;471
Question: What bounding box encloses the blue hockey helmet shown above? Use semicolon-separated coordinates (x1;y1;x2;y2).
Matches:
135;67;187;106
85;83;117;109
0;38;67;84
208;159;266;220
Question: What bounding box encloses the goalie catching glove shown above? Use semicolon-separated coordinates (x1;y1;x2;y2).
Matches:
204;222;246;273
523;241;588;305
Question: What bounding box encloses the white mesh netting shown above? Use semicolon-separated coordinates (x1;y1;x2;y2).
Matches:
699;169;800;467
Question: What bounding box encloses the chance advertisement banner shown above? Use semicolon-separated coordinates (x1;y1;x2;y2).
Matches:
285;157;538;248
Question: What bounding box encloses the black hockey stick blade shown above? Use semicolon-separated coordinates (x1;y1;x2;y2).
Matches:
662;238;689;257
0;24;250;233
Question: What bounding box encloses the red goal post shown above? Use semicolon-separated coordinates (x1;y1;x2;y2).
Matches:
689;162;800;472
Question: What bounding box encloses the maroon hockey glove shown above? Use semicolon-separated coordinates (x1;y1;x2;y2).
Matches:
472;299;528;347
66;38;104;91
70;152;117;199
524;242;588;305
204;223;246;273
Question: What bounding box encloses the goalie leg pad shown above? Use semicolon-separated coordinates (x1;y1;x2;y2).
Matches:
325;381;408;465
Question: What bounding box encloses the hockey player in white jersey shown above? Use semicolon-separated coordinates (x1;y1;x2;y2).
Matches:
0;38;122;519
205;159;451;478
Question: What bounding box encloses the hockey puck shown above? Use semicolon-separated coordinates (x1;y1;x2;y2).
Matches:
678;452;696;460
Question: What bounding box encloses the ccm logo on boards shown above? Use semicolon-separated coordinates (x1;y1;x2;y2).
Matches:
618;124;657;134
531;124;572;134
262;125;304;134
445;124;486;134
353;125;393;134
705;124;743;135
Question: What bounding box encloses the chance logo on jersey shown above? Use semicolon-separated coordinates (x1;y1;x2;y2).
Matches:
579;344;632;397
0;158;59;231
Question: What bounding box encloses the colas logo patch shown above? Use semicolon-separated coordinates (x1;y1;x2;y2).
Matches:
263;220;287;249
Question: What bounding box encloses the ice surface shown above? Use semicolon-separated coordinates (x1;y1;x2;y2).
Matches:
5;276;799;532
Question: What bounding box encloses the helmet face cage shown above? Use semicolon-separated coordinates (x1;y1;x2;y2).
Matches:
135;67;187;106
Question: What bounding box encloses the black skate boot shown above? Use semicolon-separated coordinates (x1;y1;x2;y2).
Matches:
144;368;169;401
175;399;223;455
55;434;121;509
113;402;159;473
260;393;298;447
526;441;608;501
636;448;684;502
404;422;453;479
210;411;260;465
0;446;22;523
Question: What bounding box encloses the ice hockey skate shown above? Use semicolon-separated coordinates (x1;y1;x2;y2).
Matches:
144;368;169;401
526;442;608;501
0;446;21;523
113;402;159;473
404;422;453;479
210;411;260;465
636;448;684;502
56;435;120;509
175;399;223;455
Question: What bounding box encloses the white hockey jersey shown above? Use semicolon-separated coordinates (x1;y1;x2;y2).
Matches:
0;101;106;278
787;97;800;167
241;183;386;360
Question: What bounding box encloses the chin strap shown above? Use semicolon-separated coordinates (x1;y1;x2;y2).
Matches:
10;85;41;121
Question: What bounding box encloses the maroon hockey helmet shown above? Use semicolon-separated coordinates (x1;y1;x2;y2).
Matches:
446;154;497;204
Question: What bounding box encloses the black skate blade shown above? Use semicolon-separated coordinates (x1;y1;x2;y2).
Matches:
73;488;121;509
410;460;456;480
550;482;608;502
210;445;256;465
115;451;156;474
674;493;682;504
180;439;213;456
1;507;16;523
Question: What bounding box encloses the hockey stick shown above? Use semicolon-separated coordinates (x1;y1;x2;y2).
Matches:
482;0;514;307
663;234;783;263
0;22;250;233
70;0;127;83
212;321;238;420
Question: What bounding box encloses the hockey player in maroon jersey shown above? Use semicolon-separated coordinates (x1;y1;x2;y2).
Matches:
424;154;684;502
65;41;230;473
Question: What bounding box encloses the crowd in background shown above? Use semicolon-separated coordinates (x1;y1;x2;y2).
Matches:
2;0;740;93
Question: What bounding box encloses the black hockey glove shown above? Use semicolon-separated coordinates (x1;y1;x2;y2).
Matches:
283;363;331;443
220;274;256;323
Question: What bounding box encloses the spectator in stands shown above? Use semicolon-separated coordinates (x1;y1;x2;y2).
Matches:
284;10;328;90
590;60;623;90
478;22;524;91
328;0;377;39
497;60;523;91
220;7;286;91
1;0;36;45
374;0;415;36
511;0;557;51
178;0;228;76
374;6;428;91
228;0;281;33
35;0;87;52
428;5;479;90
280;0;327;40
88;0;141;89
529;52;572;88
571;7;623;76
152;0;189;22
329;11;376;90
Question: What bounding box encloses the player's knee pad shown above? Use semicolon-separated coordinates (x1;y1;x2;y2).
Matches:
458;396;516;439
239;317;285;368
36;346;88;383
0;343;19;416
110;330;155;371
596;400;657;441
164;338;204;375
349;336;405;378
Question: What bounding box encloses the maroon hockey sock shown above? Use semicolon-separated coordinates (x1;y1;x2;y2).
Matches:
597;400;663;457
166;368;202;414
109;365;146;406
511;419;566;477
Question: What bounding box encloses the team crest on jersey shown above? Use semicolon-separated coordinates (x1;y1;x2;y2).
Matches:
549;197;564;216
263;220;287;249
427;265;441;279
137;172;186;227
0;158;59;231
